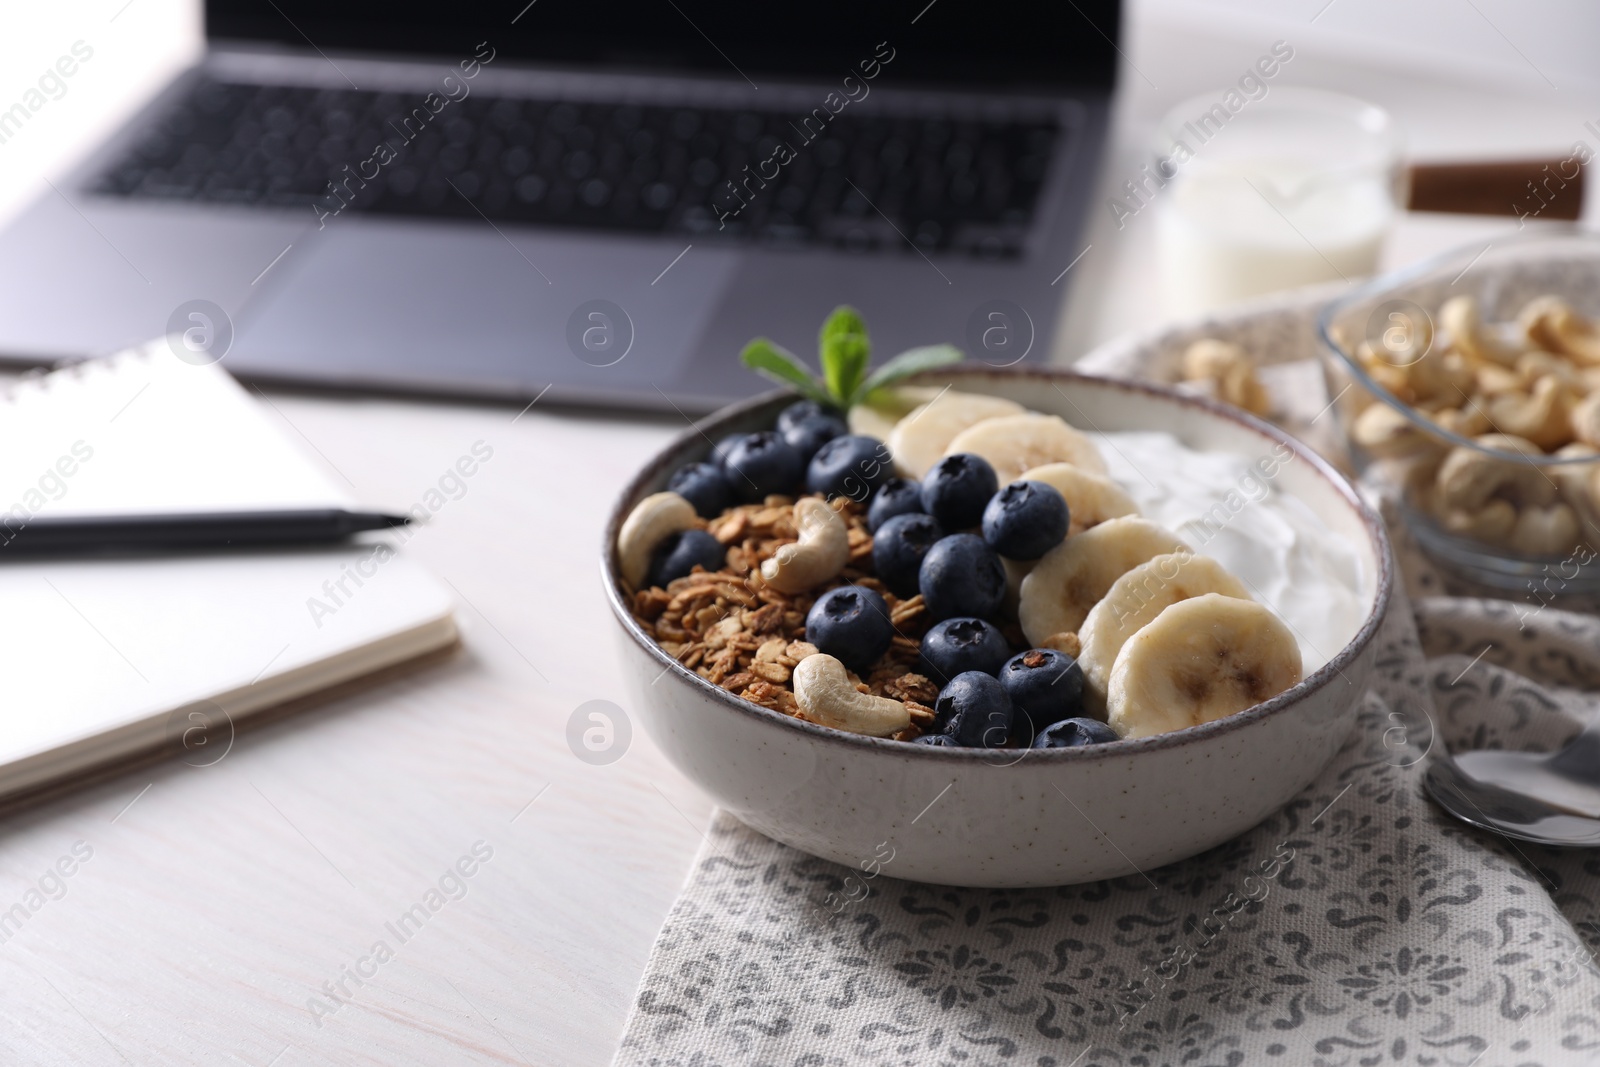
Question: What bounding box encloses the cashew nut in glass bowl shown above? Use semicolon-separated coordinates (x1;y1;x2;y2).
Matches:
1356;295;1600;552
1319;232;1600;591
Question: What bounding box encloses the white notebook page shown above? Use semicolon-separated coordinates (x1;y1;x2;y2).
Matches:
0;342;455;794
0;343;353;517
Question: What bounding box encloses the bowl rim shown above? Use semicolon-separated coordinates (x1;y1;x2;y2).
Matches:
601;365;1393;762
1315;223;1600;467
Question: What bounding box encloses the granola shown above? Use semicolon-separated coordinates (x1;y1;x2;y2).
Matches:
628;494;936;738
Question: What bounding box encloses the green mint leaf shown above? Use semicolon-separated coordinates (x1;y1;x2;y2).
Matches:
819;305;868;353
818;306;871;405
852;344;964;405
740;339;833;406
822;331;871;407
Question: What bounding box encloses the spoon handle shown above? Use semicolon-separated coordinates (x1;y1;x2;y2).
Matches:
1547;716;1600;780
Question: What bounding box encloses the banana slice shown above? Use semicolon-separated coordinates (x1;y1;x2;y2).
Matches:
944;413;1108;484
847;385;949;440
1019;462;1138;534
1107;594;1303;739
886;391;1026;478
1018;516;1189;643
1077;553;1251;711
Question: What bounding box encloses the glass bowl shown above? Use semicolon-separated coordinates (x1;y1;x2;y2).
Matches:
1317;227;1600;593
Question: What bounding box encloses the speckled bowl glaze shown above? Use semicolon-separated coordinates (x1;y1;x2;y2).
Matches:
603;368;1391;888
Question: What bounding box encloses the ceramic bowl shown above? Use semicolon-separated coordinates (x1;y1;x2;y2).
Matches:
602;368;1391;888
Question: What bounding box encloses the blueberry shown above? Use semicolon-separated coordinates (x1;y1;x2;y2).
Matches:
783;412;847;463
919;533;1006;621
919;617;1012;683
912;732;961;747
867;477;924;533
667;462;732;519
871;512;944;597
709;432;750;467
1033;717;1120;748
723;431;804;502
776;399;842;435
805;585;895;674
935;672;1013;748
983;481;1069;560
921;453;999;531
646;529;725;588
999;648;1086;735
807;434;892;502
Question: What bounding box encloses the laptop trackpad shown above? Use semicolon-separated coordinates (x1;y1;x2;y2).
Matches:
228;221;740;396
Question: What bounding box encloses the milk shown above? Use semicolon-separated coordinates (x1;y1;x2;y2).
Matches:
1158;158;1393;317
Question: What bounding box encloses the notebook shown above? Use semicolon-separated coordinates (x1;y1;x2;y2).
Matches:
0;342;458;802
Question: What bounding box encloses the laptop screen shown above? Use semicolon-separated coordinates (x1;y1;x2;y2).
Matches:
206;1;1120;89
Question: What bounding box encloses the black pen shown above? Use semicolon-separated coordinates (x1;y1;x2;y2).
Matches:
0;509;412;555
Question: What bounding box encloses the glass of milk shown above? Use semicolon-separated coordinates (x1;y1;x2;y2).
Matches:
1153;88;1403;318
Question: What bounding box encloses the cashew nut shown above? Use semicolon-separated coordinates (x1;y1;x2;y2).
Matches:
1509;502;1581;555
1369;301;1436;363
1518;295;1570;351
792;654;910;737
1427;350;1479;401
1550;443;1600;537
1515;350;1581;390
1485;376;1571;450
1441;295;1521;366
1570;392;1600;447
1475;363;1524;396
617;491;697;588
1552;439;1599;464
1351;402;1432;459
1543;302;1600;365
1428;403;1491;437
1437;498;1517;546
1356;341;1472;407
1182;339;1269;415
759;497;848;593
1435;434;1556;511
1358;342;1422;403
1184;338;1244;379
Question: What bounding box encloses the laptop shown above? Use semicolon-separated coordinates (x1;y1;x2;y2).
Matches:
0;1;1118;413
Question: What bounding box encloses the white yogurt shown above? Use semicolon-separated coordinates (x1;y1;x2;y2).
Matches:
1091;430;1368;673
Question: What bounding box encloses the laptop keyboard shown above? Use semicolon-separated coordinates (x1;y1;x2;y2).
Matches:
91;78;1062;258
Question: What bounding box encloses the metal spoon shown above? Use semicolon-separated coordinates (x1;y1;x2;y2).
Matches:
1424;717;1600;847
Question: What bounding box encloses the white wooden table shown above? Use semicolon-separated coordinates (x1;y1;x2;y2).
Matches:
0;4;1583;1064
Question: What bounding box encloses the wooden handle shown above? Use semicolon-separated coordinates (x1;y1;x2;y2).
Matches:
1407;158;1585;220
